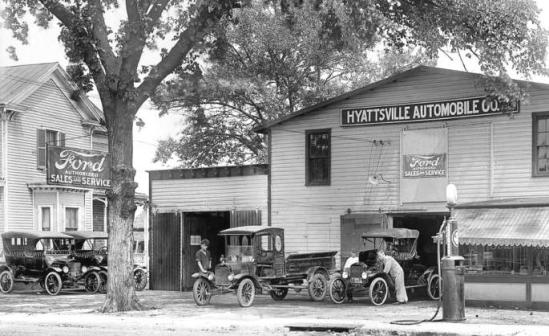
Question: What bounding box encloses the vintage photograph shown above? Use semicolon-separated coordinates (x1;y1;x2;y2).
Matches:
1;1;549;335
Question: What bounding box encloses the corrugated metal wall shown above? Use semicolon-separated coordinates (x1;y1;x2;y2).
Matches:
270;67;549;258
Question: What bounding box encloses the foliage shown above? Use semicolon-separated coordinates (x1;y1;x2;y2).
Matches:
152;0;547;167
151;1;434;167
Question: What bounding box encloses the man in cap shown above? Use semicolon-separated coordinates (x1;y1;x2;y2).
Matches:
196;239;212;273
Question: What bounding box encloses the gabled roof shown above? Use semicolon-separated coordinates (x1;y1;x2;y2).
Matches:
254;65;549;133
0;62;105;125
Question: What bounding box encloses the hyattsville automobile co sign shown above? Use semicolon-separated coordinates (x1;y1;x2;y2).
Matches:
341;96;519;126
47;146;111;188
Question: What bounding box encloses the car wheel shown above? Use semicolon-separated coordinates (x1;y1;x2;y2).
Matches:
133;269;148;291
427;273;441;300
98;270;108;293
0;270;14;294
44;272;62;296
236;278;255;307
328;277;346;304
308;273;327;302
369;277;388;306
192;278;211;306
84;271;101;293
269;287;288;301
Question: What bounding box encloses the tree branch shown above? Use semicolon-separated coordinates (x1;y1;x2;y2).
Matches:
88;0;119;74
38;0;77;28
135;5;224;109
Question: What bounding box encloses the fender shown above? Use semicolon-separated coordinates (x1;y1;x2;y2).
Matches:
422;266;437;279
306;266;329;281
87;266;102;272
192;271;214;282
49;267;62;273
0;265;12;273
234;274;261;290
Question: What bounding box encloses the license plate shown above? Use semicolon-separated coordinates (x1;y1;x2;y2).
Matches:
351;277;362;284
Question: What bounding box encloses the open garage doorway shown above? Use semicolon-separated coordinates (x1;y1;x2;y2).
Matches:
182;212;230;289
392;214;446;267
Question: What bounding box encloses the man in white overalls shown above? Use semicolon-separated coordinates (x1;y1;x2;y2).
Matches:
377;249;408;304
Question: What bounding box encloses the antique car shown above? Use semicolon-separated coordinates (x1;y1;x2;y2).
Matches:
328;228;440;305
63;231;148;291
0;231;102;295
192;226;337;307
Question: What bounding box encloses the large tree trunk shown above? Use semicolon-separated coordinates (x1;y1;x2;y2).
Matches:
100;101;142;312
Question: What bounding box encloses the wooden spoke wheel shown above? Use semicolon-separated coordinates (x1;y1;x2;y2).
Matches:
84;271;101;293
236;278;255;307
133;269;148;291
369;277;388;306
192;277;212;306
98;270;108;293
427;273;441;300
0;270;14;294
308;273;328;302
328;277;346;304
44;271;62;296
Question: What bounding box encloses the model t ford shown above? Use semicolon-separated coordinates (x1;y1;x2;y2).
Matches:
328;228;440;305
192;226;337;307
63;231;148;291
0;231;102;295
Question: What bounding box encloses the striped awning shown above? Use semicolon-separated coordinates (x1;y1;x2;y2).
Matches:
455;206;549;247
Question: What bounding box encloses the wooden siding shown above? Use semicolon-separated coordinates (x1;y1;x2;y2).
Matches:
4;79;94;231
270;67;549;257
152;175;268;225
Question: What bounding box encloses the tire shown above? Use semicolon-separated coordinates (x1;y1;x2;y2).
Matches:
192;278;211;306
44;272;62;296
84;271;101;293
369;277;388;306
236;278;255;307
98;270;108;293
328;277;346;304
269;287;288;301
0;270;14;294
427;273;441;300
134;269;148;291
308;273;328;302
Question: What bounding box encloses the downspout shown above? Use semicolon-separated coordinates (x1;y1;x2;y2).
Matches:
489;122;495;198
267;129;272;227
1;105;9;232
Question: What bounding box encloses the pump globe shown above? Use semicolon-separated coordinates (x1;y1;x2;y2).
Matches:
446;183;458;206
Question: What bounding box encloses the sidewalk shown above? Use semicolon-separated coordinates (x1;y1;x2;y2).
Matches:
0;288;548;335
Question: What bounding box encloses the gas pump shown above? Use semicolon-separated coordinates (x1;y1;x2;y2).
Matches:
434;184;466;321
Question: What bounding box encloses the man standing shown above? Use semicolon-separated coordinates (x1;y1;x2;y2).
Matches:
377;249;408;304
196;239;211;273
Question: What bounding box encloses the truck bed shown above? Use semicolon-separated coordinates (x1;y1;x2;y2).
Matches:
285;251;337;275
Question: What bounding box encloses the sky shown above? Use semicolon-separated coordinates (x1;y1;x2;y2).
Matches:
1;1;549;194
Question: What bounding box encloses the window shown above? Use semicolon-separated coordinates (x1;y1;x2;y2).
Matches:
37;129;65;168
461;245;528;275
259;235;272;251
306;129;331;185
65;207;79;231
40;207;51;231
533;113;549;176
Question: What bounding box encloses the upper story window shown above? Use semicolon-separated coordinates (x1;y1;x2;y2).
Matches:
37;129;65;168
306;129;331;186
533;113;549;176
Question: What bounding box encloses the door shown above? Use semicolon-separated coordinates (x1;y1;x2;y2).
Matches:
150;212;181;291
340;213;385;267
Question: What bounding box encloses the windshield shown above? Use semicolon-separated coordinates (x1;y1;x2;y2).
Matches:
225;235;253;264
38;238;72;255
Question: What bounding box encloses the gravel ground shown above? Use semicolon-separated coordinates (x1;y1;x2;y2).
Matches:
0;283;548;335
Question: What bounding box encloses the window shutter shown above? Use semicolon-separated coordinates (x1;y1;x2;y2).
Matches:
37;129;46;168
59;132;66;147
